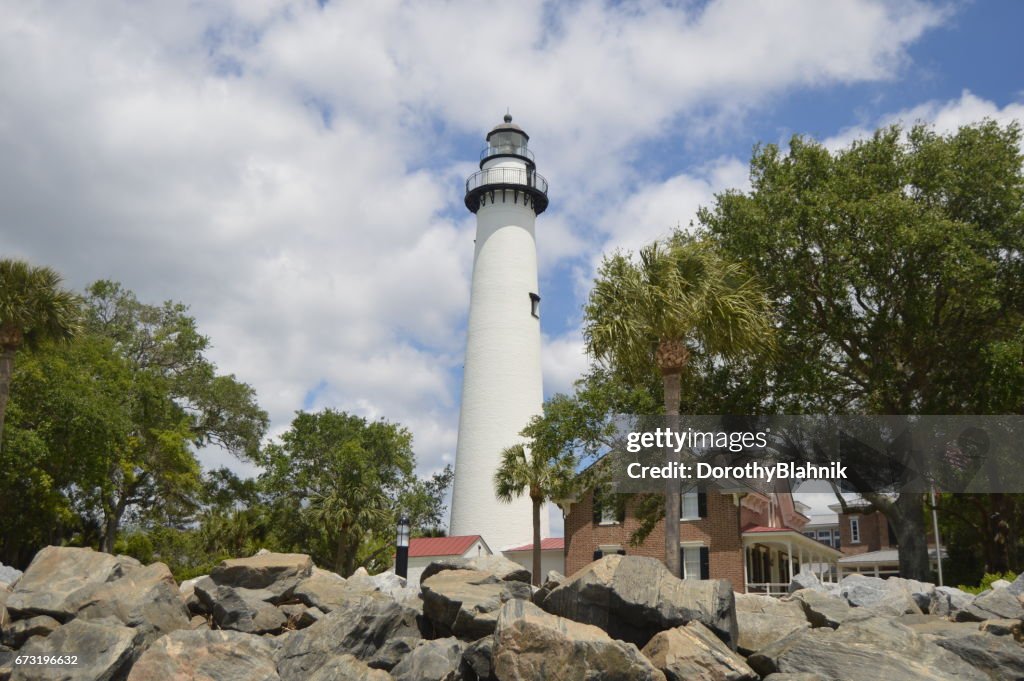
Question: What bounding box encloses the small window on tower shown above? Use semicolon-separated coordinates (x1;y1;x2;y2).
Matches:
529;292;540;318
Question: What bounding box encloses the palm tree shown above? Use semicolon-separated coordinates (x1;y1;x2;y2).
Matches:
494;442;576;586
0;259;80;447
583;237;774;577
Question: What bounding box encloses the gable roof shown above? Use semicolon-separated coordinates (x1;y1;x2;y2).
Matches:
408;535;485;558
504;538;565;552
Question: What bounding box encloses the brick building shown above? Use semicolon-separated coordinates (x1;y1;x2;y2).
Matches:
827;499;943;578
563;479;842;594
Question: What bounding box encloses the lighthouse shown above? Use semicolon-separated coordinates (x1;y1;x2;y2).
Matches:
448;115;550;551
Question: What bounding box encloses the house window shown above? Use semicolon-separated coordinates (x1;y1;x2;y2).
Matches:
599;501;618;525
529;292;540;318
680;487;706;520
681;546;709;580
850;517;860;543
592;486;623;526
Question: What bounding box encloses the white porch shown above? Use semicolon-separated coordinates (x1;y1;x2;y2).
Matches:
742;526;843;596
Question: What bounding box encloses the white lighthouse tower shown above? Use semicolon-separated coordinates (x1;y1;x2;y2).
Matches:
449;115;550;551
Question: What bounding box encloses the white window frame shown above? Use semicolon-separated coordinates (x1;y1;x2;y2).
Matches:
680;488;700;521
850;517;861;544
598;501;619;526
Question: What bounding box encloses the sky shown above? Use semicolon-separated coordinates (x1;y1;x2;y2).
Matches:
2;0;1022;534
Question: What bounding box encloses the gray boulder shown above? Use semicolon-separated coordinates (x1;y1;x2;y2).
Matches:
748;615;987;680
194;578;286;634
178;575;207;614
896;613;983;639
735;601;810;654
934;633;1024;680
15;618;141;681
209;552;313;602
346;568;407;596
930;585;974;619
979;618;1021;638
762;675;825;681
838;574;921;615
0;563;22;589
493;599;666;681
127;628;280;681
292;572;353;613
965;585;1024;621
421;569;531;639
5;546;137;620
65;562;189;643
390;637;465;681
532;570;565;606
641;620;758;681
1007;572;1024;597
461;635;494;681
788;570;826;594
884;577;936;613
420;555;531;584
2;615;60;648
304;654;391;681
275;592;421;679
542;555;738;650
790;588;856;629
365;636;419;671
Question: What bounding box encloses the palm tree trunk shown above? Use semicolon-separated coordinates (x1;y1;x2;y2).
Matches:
532;495;542;586
663;369;682;578
0;346;15;449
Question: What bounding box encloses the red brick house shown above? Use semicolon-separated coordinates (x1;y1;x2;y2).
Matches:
562;480;842;594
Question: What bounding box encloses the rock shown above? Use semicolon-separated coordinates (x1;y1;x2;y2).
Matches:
461;635;494;681
979;618;1021;639
275;592;421;679
930;586;974;619
420;555;531;584
747;615;987;680
5;547;136;621
15;618;141;681
64;562;189;644
365;636;419;671
990;579;1011;590
837;574;921;615
127;628;280;680
884;577;936;613
896;613;981;639
1007;573;1024;597
933;633;1024;680
0;604;7;631
734;594;809;654
286;606;323;630
790;588;856;629
542;555;738;650
642;620;757;680
0;564;22;589
421;569;531;640
493;599;666;681
762;675;825;681
304;654;391;681
209;552;313;602
179;575;207;614
189;615;209;630
292;573;355;613
788;570;826;594
194;579;287;634
2;615;60;648
966;585;1024;620
345;570;407;596
532;571;565;606
390;637;464;681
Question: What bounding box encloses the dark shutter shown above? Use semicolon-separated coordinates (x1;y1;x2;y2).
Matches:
699;547;710;580
680;548;686;578
616;549;626;555
615;495;626;523
592;490;602;524
593;550;602;561
697;490;708;518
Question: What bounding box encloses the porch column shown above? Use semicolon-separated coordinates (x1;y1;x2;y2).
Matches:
742;545;749;593
786;541;793;584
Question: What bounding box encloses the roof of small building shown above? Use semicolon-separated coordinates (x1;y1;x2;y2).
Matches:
804;513;839;528
838;547;946;564
408;535;485;558
504;537;565;552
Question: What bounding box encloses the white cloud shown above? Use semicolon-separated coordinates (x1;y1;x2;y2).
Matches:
0;0;948;492
824;90;1024;150
542;331;589;397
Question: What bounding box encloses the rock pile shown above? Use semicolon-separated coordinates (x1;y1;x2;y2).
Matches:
0;548;1022;680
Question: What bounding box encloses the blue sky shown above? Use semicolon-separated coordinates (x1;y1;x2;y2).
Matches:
1;1;1022;530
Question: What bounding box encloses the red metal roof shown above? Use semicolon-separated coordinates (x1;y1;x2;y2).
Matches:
408;535;482;558
504;537;564;552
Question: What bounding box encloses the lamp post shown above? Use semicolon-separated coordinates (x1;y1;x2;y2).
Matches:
395;515;410;579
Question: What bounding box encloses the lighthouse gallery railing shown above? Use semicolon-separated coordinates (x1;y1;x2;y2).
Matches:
465;167;548;195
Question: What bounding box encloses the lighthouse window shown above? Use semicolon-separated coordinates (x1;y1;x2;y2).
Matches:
529;292;540;318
